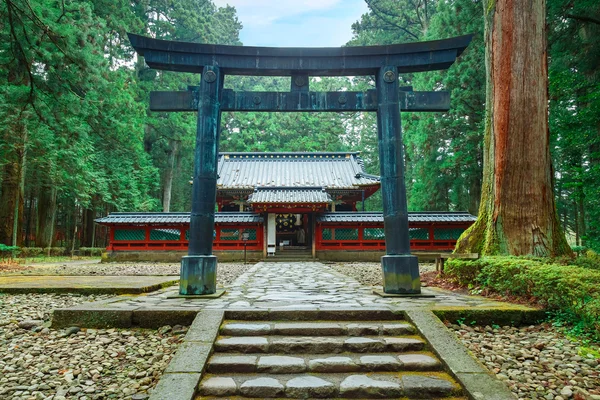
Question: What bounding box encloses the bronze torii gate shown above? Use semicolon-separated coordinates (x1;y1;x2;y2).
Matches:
128;33;472;296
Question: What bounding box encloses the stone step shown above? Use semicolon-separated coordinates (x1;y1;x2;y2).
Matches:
220;321;415;336
214;335;426;354
197;372;462;398
207;352;442;374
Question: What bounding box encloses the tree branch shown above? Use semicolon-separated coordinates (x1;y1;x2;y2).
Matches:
565;13;600;26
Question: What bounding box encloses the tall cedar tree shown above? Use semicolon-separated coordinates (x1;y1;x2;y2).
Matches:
455;0;571;256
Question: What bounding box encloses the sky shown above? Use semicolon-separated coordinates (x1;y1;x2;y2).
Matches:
212;0;369;47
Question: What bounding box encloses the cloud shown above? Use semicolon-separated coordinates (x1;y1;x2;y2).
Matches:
213;0;342;26
213;0;368;47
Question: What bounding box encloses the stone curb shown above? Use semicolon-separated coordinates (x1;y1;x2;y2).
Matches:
0;279;178;295
150;309;224;400
405;309;517;400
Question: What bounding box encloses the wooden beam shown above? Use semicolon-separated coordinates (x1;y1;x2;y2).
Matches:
149;89;450;112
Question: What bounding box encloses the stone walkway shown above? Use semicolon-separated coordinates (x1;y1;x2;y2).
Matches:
59;261;522;313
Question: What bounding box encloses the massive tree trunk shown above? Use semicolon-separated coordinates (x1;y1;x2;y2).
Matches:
456;0;572;256
35;185;57;248
0;122;26;246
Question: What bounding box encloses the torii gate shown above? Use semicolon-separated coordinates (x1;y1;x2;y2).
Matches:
128;33;472;296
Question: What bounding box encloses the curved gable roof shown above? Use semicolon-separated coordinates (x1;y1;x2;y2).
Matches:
217;152;379;190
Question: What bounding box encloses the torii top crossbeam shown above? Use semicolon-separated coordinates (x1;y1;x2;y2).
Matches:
128;33;472;76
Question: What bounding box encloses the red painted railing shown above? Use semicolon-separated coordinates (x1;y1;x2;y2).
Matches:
107;224;263;251
315;223;469;252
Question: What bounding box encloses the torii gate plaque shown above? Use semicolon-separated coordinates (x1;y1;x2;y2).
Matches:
129;33;472;296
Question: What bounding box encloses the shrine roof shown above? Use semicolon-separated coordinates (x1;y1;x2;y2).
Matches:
317;212;477;223
248;187;331;204
96;212;262;225
217;152;379;191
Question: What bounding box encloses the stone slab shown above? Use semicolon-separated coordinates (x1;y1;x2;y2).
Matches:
239;377;284;397
270;336;344;353
402;374;459;397
344;337;386;352
215;336;269;353
0;275;178;294
373;288;436;298
384;337;425;352
257;355;306;373
339;374;402;398
184;310;224;343
285;376;336;398
397;353;441;370
51;308;133;329
132;309;199;328
455;372;518;400
208;355;257;373
198;376;237;396
166;288;226;299
149;372;201;400
273;322;345;336
359;355;401;371
308;356;360;373
221;323;271;336
164;342;212;373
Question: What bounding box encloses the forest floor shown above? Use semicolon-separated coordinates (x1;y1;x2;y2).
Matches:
0;262;253;399
0;293;186;400
0;262;251;286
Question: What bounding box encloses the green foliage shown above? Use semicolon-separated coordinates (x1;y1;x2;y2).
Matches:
0;244;21;258
43;247;67;257
19;247;44;257
78;247;105;256
446;257;600;335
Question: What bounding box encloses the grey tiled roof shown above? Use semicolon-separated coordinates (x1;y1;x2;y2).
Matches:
96;212;263;225
317;212;477;223
248;188;331;204
217;152;379;190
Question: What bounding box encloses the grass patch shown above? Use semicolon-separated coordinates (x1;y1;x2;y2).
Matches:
445;255;600;340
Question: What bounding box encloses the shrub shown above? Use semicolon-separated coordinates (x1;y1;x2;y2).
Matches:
0;244;21;258
43;247;66;256
79;247;105;256
19;247;44;257
446;256;600;334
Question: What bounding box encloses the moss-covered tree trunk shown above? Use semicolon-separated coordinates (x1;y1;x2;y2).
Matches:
456;0;572;257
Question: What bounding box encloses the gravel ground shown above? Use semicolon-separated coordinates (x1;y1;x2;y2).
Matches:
0;293;186;400
450;323;600;400
1;262;251;286
325;261;435;286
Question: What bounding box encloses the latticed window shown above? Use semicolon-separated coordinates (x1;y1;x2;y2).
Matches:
434;228;464;240
243;229;257;240
150;228;180;241
409;228;429;240
185;230;217;240
322;228;332;240
114;229;145;241
335;228;359;240
364;228;384;240
220;229;239;240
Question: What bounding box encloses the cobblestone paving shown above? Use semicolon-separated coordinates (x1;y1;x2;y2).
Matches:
70;261;520;311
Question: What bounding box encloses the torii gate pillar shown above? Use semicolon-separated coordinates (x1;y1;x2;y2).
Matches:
128;33;472;295
377;66;419;293
180;65;223;295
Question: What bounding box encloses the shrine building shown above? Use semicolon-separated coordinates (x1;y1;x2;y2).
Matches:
97;152;476;261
